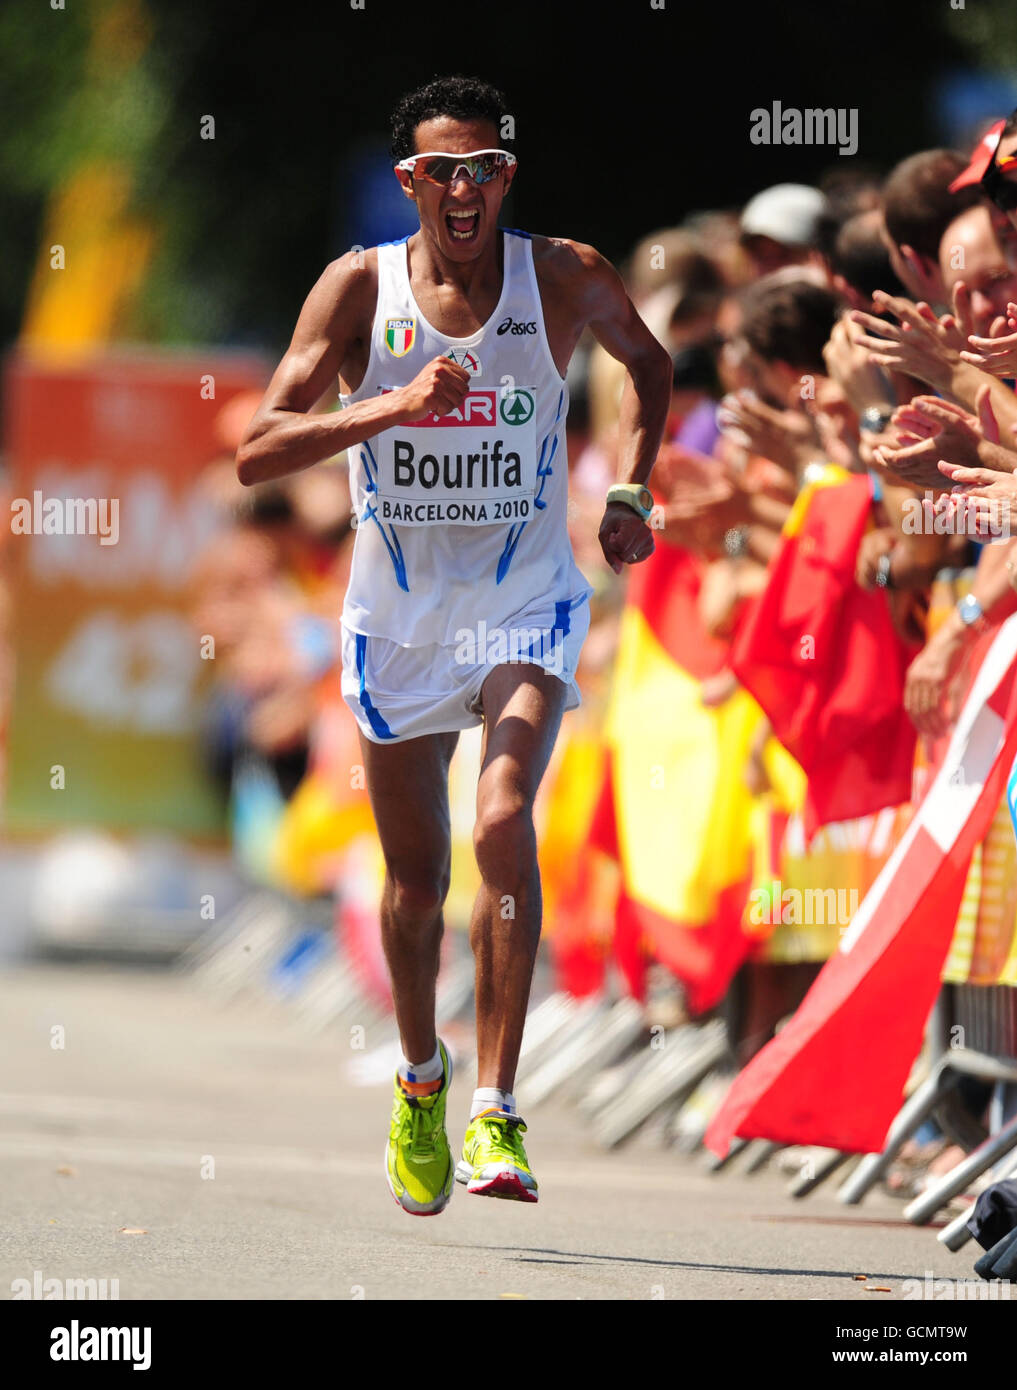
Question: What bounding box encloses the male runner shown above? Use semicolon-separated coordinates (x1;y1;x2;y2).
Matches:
237;75;671;1213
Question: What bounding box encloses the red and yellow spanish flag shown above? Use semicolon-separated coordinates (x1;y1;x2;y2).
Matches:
730;467;918;839
593;543;763;1013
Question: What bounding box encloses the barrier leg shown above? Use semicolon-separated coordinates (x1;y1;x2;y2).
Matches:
837;1063;957;1205
938;1145;1017;1252
903;1110;1017;1226
789;1149;854;1198
742;1140;784;1175
702;1136;749;1174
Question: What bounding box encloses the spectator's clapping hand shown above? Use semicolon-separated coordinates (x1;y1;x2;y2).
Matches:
961;301;1017;378
850;289;963;394
718;390;818;475
822;316;894;419
870;383;999;491
938;461;1017;539
805;380;863;471
654;444;747;554
904;622;967;740
651;441;726;498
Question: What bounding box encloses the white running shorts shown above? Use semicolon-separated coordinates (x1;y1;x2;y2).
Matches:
340;596;590;744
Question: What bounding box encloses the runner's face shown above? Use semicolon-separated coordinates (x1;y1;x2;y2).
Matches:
397;117;514;262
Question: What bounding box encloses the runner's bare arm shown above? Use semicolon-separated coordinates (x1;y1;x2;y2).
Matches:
572;244;673;486
236;252;469;487
539;240;670;571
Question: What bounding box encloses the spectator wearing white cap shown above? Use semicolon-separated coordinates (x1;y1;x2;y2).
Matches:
739;183;829;275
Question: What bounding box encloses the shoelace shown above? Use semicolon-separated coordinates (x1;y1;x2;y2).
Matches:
396;1095;445;1160
475;1114;527;1158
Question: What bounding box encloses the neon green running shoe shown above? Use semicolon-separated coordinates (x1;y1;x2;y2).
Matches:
385;1039;454;1217
455;1108;539;1203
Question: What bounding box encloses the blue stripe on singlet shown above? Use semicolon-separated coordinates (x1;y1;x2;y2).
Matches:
495;388;565;585
359;440;409;591
355;632;396;739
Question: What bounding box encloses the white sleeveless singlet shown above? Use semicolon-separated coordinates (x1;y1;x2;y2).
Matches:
339;229;593;649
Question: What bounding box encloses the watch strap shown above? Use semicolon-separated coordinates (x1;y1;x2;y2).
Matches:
606;482;654;521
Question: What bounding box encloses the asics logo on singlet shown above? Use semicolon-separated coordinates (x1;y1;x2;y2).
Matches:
496;316;537;336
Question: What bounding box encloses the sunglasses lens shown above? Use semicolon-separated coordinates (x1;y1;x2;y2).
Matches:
415;156;457;184
991;175;1017;213
410;153;509;185
471;154;505;184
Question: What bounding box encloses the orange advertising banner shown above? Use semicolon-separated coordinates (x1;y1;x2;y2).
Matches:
3;349;269;836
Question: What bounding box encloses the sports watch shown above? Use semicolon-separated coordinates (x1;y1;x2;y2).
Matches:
859;405;894;434
606;482;655;521
957;593;985;628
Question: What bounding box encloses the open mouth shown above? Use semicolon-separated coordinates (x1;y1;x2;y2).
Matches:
445;208;480;242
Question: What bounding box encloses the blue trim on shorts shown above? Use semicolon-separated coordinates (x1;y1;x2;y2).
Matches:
518;597;580;663
355;632;396;739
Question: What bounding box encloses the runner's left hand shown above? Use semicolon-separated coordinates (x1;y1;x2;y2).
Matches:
598;502;654;574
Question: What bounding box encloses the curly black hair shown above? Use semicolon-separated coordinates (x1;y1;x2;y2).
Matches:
390;75;509;163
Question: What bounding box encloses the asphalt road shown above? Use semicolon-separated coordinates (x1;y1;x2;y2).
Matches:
0;962;992;1301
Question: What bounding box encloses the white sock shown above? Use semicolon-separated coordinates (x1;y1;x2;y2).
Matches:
398;1044;443;1087
471;1087;517;1119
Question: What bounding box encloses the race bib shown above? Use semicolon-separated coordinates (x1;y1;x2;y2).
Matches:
374;387;537;526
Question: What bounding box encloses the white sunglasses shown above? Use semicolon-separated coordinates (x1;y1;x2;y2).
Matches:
394;149;517;186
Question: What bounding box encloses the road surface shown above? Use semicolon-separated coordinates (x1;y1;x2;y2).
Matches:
0;962;989;1301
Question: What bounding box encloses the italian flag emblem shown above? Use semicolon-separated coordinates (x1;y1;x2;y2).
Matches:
385;318;416;357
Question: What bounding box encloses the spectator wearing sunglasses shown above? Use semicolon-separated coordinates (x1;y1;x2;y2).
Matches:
950;114;1017;229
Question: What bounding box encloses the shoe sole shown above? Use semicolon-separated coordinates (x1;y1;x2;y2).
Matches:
455;1158;538;1203
386;1041;454;1217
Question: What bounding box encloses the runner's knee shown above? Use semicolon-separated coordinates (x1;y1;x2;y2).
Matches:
386;865;450;923
474;794;535;885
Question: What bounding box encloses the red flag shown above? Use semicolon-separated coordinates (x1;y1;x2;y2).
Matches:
705;615;1017;1157
730;470;918;838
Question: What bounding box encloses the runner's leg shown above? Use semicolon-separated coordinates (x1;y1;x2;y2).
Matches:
358;730;459;1064
470;662;569;1091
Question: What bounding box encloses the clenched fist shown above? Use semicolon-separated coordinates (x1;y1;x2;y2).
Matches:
396;356;471;422
598;502;654;574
